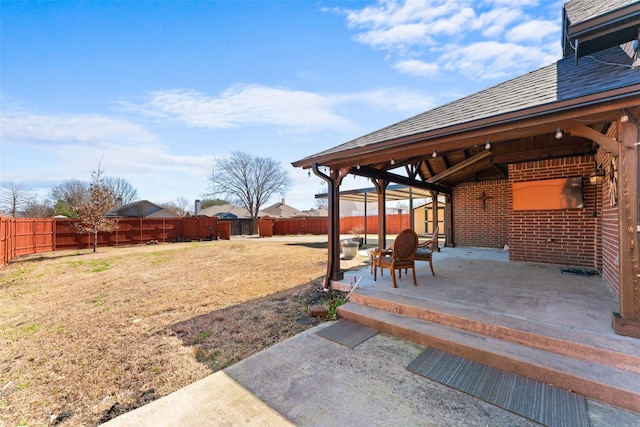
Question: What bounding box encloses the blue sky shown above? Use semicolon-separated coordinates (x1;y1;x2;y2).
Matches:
1;0;563;211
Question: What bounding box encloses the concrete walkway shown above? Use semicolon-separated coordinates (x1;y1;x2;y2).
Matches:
103;327;639;426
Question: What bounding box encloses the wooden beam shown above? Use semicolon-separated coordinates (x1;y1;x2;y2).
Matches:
427;150;491;183
490;139;595;164
613;118;640;338
351;165;450;194
565;122;619;156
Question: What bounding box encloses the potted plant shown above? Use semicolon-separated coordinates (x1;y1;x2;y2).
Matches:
341;240;359;259
349;225;365;248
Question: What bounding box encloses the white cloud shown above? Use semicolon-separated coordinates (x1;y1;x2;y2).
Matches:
340;88;437;112
506;19;560;44
338;0;563;81
394;59;440;76
356;23;434;49
121;84;435;132
429;7;476;35
0;112;156;144
439;40;557;80
120;85;352;133
474;7;524;38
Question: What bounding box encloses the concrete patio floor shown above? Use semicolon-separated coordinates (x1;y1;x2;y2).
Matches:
344;245;626;342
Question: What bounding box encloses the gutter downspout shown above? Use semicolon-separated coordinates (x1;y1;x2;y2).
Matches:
312;163;344;291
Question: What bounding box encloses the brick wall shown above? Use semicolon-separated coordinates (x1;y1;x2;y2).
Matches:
452;179;509;248
451;153;619;295
508;156;599;267
597;151;620;295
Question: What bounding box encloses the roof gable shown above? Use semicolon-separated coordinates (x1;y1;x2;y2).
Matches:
107;200;174;218
563;0;640;58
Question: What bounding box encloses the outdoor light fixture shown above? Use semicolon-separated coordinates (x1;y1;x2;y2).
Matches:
356;163;361;169
485;140;491;150
390;158;395;165
589;167;605;185
555;128;563;139
590;166;605;217
432;149;438;158
621;113;630;123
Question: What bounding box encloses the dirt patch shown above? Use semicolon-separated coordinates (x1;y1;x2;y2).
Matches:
0;237;365;426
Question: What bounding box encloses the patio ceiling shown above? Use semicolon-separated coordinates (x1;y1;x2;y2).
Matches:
315;184;435;204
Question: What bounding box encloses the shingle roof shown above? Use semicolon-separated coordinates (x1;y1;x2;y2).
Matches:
564;0;635;25
199;204;267;219
262;200;305;218
294;45;640;166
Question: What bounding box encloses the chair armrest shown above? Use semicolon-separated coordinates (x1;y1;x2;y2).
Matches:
417;239;433;248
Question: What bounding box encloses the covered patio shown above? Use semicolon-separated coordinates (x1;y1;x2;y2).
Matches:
292;0;640;414
293;0;640;340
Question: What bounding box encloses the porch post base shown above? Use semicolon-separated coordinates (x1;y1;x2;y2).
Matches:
331;271;344;281
612;312;640;339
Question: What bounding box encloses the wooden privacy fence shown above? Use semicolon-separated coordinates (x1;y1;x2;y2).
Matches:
1;214;413;266
339;214;410;235
1;217;55;266
262;214;411;236
1;216;219;266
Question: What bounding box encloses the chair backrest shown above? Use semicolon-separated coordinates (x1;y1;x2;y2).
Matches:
393;229;419;260
429;227;439;252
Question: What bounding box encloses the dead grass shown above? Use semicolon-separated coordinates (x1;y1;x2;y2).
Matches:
0;237;365;426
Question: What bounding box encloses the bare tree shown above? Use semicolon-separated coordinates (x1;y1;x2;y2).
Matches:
104;176;138;206
315;187;328;210
24;198;55;218
72;164;117;252
201;198;229;208
159;197;189;217
204;166;221;201
211;152;291;232
174;196;190;217
50;179;90;217
0;182;32;217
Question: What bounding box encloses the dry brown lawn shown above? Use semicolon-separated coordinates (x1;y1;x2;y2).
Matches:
0;237;365;426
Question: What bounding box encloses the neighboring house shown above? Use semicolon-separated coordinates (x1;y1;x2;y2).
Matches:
262;199;305;218
301;208;328;217
106;200;180;218
199;204;267;219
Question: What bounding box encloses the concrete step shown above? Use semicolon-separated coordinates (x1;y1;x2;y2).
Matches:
338;302;640;413
347;291;640;375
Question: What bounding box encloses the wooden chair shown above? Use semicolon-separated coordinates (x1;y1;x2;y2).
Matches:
374;229;419;288
414;228;438;276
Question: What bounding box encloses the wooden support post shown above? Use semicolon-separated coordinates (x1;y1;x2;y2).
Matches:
445;193;453;247
312;164;344;290
431;190;440;251
375;179;388;250
613;117;640;338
